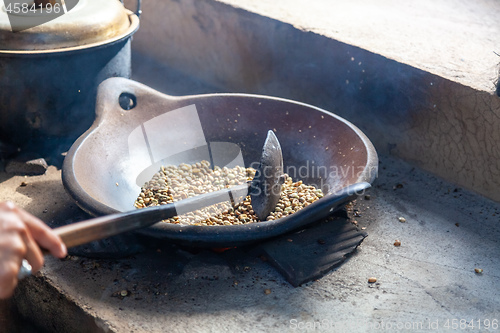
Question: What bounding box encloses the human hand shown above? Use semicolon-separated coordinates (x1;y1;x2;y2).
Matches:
0;201;67;299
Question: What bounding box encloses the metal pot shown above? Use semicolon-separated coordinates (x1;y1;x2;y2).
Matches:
0;0;140;150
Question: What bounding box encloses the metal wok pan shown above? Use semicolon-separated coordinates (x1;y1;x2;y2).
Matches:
62;78;378;247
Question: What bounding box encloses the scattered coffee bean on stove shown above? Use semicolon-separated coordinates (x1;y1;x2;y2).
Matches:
134;160;324;226
393;183;404;190
368;277;377;283
398;217;406;223
474;268;483;274
394;240;401;247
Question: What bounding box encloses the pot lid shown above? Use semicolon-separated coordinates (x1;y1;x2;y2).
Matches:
0;0;139;52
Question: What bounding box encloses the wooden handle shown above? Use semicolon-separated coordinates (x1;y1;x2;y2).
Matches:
53;206;168;249
52;183;250;249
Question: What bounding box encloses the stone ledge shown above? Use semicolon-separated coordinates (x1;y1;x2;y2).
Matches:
217;0;500;94
128;0;500;202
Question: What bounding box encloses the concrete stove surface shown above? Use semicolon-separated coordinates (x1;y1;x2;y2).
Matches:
2;139;499;331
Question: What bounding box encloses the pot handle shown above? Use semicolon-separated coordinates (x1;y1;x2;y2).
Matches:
120;0;142;18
